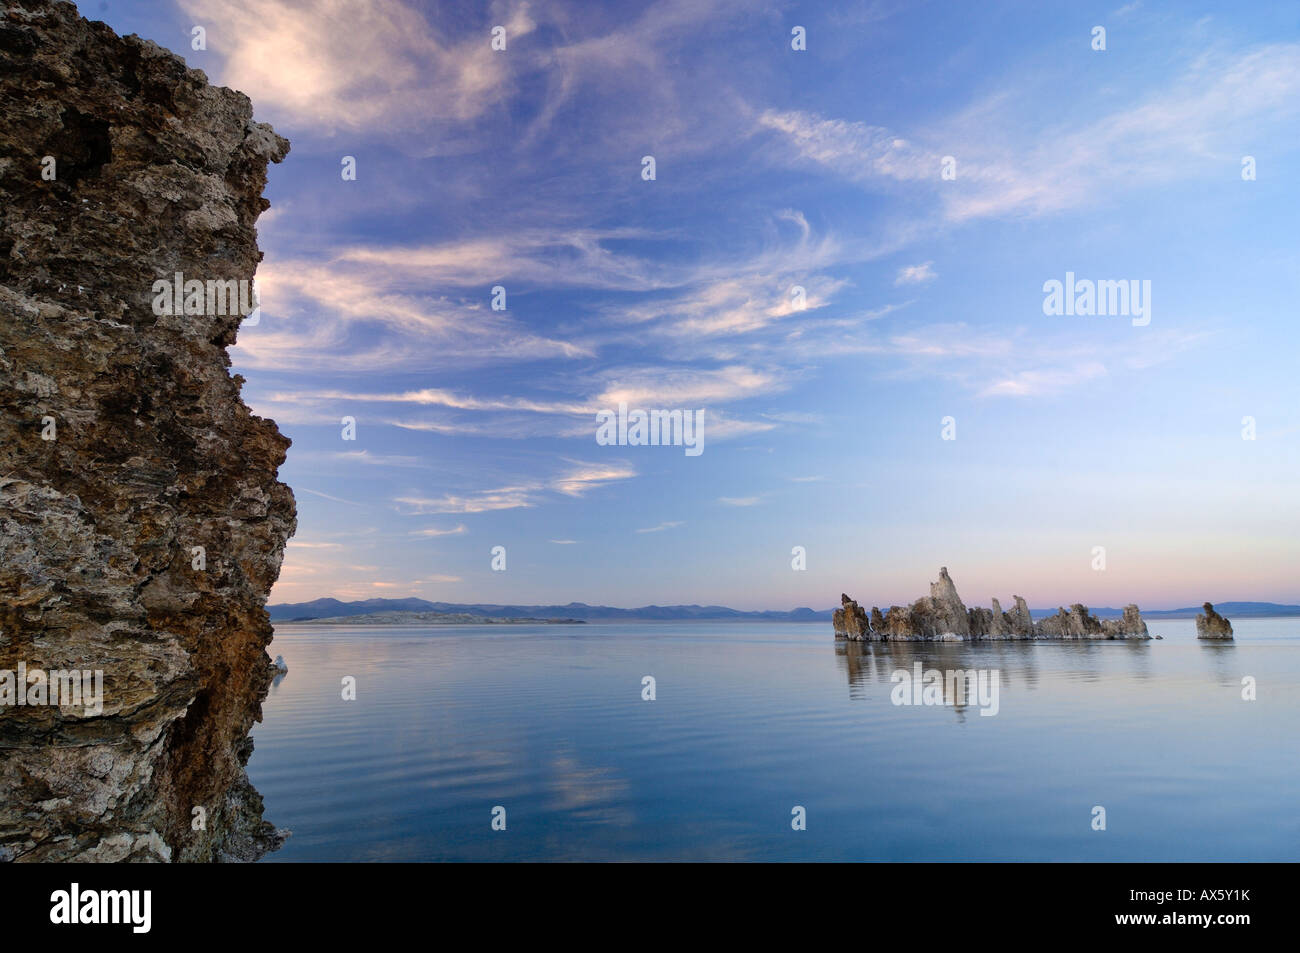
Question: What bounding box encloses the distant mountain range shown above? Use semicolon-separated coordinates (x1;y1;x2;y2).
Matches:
1081;602;1300;620
267;597;831;623
295;610;587;626
267;597;1300;623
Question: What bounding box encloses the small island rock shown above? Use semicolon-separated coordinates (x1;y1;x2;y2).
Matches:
1195;603;1234;640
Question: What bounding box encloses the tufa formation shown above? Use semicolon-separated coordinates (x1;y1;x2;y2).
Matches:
1195;603;1234;640
834;568;1150;641
0;0;293;860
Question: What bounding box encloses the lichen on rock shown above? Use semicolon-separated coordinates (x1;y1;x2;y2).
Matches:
1;0;294;861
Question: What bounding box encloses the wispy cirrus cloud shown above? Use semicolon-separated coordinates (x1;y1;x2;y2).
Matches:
325;450;430;468
978;362;1109;399
895;262;936;286
409;524;468;538
393;460;636;514
758;109;934;186
178;0;538;132
257;364;788;444
235;259;591;373
333;229;677;292
593;365;781;407
759;43;1300;223
295;487;368;507
611;273;851;339
394;486;538;515
636;521;683;534
272;386;591;416
551;462;638;497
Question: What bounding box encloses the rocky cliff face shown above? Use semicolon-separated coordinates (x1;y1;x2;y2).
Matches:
833;568;1150;642
0;0;293;861
1195;603;1234;640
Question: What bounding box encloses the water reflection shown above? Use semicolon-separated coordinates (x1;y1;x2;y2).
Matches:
834;637;1158;718
1197;639;1238;687
247;621;1300;861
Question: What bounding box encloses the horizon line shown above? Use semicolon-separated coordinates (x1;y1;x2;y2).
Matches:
268;593;1300;614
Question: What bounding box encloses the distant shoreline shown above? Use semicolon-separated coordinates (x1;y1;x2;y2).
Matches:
273;614;1300;628
276;612;586;626
267;596;1300;625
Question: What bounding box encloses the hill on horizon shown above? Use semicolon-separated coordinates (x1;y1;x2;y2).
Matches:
267;597;831;622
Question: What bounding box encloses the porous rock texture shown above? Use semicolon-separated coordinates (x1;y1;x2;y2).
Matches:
833;568;1150;642
0;0;293;861
832;594;869;640
1195;603;1233;640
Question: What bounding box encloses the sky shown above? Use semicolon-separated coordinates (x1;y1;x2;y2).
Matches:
94;0;1300;610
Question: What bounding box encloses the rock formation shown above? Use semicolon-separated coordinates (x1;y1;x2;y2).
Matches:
1007;596;1036;638
987;598;1010;637
876;605;924;640
1103;604;1149;639
1;1;293;861
1037;604;1105;639
833;568;1151;642
928;567;970;638
832;594;870;639
1195;603;1234;640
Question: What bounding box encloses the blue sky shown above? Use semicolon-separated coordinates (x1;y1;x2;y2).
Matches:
98;0;1299;609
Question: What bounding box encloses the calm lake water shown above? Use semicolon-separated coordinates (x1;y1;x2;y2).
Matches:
250;619;1299;861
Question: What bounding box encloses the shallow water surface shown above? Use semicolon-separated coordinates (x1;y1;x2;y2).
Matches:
250;619;1299;861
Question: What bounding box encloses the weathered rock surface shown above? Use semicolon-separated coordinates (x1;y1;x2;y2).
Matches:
987;598;1010;637
1195;603;1234;640
832;593;870;640
0;0;293;861
1037;604;1105;639
876;605;923;640
1007;596;1036;638
927;567;971;638
833;569;1151;642
1103;604;1149;639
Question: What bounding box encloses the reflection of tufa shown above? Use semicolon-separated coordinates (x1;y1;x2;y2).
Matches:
834;567;1151;641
